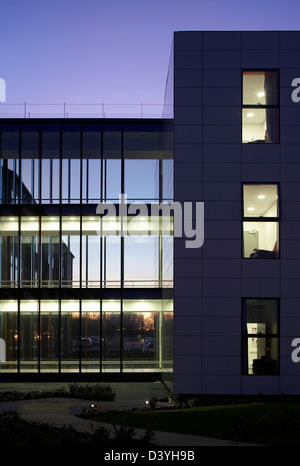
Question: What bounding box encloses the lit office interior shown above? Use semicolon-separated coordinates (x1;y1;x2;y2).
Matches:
242;71;279;144
0;298;173;373
243;184;279;258
242;298;279;375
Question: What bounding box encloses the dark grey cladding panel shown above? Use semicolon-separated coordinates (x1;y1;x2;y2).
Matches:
204;220;241;240
281;183;300;202
281;106;300;124
281;260;300;278
280;69;300;88
202;88;241;106
203;258;241;278
175;69;203;87
241;144;280;163
281;145;300;162
174;143;202;163
241;163;280;182
174;356;202;375
174;125;202;144
281;239;300;258
175;87;202;106
174;50;202;69
241;278;280;297
203;69;241;88
203;31;241;50
203;144;241;163
280;203;300;221
241;31;280;49
175;107;202;125
281;164;300;181
203;239;241;258
174;31;203;51
281;126;300;144
281;221;300;239
203;107;241;125
241;50;280;68
242;260;280;278
203;181;241;201
203;50;241;69
203;125;240;144
174;316;202;334
279;50;300;68
202;297;240;316
174;162;202;182
280;31;300;49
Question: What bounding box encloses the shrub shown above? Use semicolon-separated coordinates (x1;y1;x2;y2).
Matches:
90;424;111;443
67;383;116;401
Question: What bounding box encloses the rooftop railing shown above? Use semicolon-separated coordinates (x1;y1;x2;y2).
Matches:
0;279;173;288
0;102;173;119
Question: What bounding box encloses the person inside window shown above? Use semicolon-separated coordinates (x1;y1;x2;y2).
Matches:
265;129;271;143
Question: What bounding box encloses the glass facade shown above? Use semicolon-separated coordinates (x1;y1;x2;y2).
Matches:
0;215;172;289
0;298;173;373
0;121;171;205
0;120;174;376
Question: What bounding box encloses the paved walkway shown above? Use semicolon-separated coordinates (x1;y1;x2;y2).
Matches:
0;382;257;446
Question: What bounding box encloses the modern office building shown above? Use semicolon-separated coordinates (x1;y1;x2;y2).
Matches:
1;30;300;395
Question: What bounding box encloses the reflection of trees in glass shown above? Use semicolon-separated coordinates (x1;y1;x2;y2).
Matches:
123;312;157;361
162;312;173;361
61;311;80;363
102;313;121;359
40;312;60;365
124;312;154;336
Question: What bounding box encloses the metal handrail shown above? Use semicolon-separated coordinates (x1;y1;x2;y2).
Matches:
0;279;173;288
0;102;173;119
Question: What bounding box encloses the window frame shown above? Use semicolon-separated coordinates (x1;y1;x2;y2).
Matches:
242;182;280;259
242;69;280;144
241;298;280;376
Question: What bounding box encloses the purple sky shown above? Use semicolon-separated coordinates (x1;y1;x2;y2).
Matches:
1;0;300;107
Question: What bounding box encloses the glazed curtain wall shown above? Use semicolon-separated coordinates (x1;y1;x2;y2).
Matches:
0;122;173;205
0;299;173;373
0;216;173;288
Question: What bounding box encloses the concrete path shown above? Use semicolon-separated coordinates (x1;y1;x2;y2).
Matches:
15;399;254;446
0;382;258;446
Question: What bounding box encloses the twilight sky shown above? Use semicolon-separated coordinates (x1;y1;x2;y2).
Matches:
1;0;300;111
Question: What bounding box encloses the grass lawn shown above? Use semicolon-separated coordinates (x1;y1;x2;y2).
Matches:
83;402;300;446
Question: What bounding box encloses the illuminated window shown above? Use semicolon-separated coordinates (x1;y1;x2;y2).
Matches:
243;184;279;258
242;299;279;375
242;71;279;144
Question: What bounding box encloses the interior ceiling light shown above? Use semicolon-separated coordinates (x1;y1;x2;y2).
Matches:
9;217;16;221
89;217;95;220
257;195;265;199
248;207;255;211
50;217;56;221
257;92;264;97
247;112;254;117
